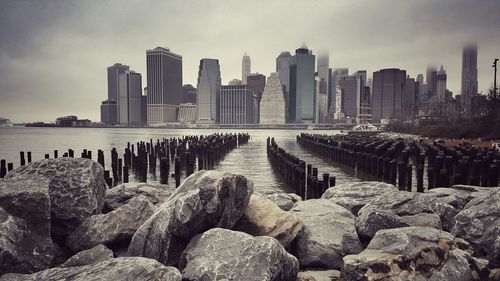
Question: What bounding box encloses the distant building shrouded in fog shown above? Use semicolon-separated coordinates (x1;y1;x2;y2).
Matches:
330;68;349;116
119;70;143;125
260;72;286;125
436;65;447;103
289;46;315;123
372;68;406;122
146;47;183;125
242;53;251;84
197;59;221;123
219;85;255;125
461;44;478;115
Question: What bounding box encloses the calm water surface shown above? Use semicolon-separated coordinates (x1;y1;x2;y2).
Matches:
0;127;368;193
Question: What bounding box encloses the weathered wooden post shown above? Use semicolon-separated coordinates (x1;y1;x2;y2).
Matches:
0;160;6;178
27;151;32;163
20;151;25;166
123;165;129;183
160;157;169;184
175;156;181;187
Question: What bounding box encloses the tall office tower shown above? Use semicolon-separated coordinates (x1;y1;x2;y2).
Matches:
289;46;316;123
246;73;266;124
197;59;221;123
100;100;117;124
219;85;255;124
182;84;197;104
372;68;407;122
260;72;286;124
242;53;251;84
426;65;437;96
317;52;329;107
403;76;418;121
416;74;425;103
276;51;292;121
146;47;182;125
118;70;143;125
338;75;362;119
436;65;447;102
330;68;349;116
359;86;372;123
461;44;478;115
101;63;129;124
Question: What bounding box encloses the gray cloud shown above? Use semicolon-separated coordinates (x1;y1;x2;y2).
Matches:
1;0;499;122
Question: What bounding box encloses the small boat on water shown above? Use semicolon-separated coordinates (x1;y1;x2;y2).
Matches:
347;123;381;136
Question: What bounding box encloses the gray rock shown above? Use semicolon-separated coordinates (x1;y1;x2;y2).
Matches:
0;175;59;275
61;244;113;267
179;228;298;281
290;199;363;269
342;227;485;281
66;195;155;252
259;192;302;211
356;190;460;239
105;182;174;211
400;213;442;229
128;170;253;266
0;207;57;275
452;188;500;265
322;181;397;215
235;194;303;248
5;158;106;238
297;269;341;281
0;257;181;281
426;187;473;210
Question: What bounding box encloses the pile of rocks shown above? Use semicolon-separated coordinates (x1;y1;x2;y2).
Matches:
0;158;499;281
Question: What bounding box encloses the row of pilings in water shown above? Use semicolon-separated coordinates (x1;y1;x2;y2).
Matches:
296;133;500;191
267;137;336;200
0;133;251;188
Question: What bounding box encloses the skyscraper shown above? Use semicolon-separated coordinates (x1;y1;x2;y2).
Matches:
118;70;142;125
461;44;478;115
246;73;266;124
276;52;292;121
426;65;437;96
146;47;182;125
197;59;221;123
219;85;255;124
101;63;129;124
436;65;447;102
372;68;407;122
260;73;286;124
289;46;315;123
403;76;418;120
242;53;251;84
338;75;362;119
317;53;329;101
330;68;349;116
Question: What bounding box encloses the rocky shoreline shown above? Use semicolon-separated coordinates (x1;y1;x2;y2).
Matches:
0;158;499;280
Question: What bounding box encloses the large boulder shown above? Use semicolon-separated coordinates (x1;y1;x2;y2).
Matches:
0;207;58;275
0;175;58;274
128;170;253;266
342;227;487;281
60;244;113;267
297;270;341;281
356;190;460;239
235;194;303;247
5;158;106;238
452;188;500;265
290;199;363;269
66;195;155;253
259;192;302;211
0;257;181;281
105;182;174;211
179;228;298;281
322;181;397;215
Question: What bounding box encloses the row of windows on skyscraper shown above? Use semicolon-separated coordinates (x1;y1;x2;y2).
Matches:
101;44;478;125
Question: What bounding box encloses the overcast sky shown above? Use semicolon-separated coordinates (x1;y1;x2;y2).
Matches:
1;0;499;122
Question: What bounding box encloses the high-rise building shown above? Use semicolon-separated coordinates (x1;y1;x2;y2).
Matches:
338;75;362;119
403;76;418;120
330;68;349;116
242;53;251;84
100;100;117;124
436;65;447;102
246;73;266;124
107;63;130;102
118;70;143;125
317;53;329;102
461;44;478;115
289;46;315;123
276;52;292;121
219;85;255;124
146;47;182;125
182;84;197;104
426;65;437;96
197;59;221;123
372;68;407;122
260;72;286;125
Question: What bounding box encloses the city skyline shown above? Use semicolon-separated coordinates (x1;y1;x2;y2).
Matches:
1;0;499;122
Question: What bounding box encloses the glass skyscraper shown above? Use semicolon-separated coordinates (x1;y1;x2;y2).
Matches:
289;46;315;123
196;59;221;123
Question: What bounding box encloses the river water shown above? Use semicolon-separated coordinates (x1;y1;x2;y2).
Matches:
0;127;370;194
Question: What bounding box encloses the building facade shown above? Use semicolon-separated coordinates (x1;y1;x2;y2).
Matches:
197;59;221;123
101;63;129;124
461;44;478;115
372;68;407;122
118;70;143;125
100;100;117;124
246;73;266;124
242;53;251;84
219;85;255;124
436;65;447;102
182;84;197;104
146;47;183;125
260;72;286;125
289;46;315;123
177;103;196;123
330;68;349;116
339;75;362;119
276;51;292;121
